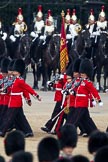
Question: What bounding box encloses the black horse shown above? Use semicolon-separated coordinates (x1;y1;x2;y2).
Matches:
30;37;44;89
41;34;60;91
94;32;108;92
67;29;92;72
0;35;7;57
7;33;32;78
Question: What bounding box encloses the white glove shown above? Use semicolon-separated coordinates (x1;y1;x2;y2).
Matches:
10;35;16;42
66;34;72;39
98;101;103;107
92;100;96;107
2;33;7;40
82;30;85;33
105;89;108;93
93;31;100;36
30;31;36;37
47;81;51;85
59;74;64;79
40;35;46;40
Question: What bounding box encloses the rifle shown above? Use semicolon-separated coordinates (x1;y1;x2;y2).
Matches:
51;78;83;121
47;74;61;86
0;77;8;86
2;76;16;92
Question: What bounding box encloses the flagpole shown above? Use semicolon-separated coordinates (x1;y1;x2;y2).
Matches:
60;10;69;74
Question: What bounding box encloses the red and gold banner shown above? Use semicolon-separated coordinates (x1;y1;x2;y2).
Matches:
60;11;69;73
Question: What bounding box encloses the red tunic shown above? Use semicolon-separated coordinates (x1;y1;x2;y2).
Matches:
8;77;38;108
0;74;5;106
75;79;101;108
53;75;66;102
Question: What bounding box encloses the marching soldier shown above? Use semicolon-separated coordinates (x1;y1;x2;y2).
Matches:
68;58;103;136
0;19;7;41
10;8;27;43
30;5;44;42
0;59;41;137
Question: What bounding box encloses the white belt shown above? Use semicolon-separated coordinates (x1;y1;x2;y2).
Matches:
56;88;62;91
11;92;23;96
76;94;86;97
0;92;6;95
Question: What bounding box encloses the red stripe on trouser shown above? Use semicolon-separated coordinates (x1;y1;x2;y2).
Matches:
55;111;64;137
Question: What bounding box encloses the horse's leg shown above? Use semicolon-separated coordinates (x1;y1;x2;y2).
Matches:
96;64;102;92
23;68;28;80
31;63;39;89
41;64;48;91
103;63;108;92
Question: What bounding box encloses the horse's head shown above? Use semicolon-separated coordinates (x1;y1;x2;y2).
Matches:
81;30;92;48
20;33;32;59
50;34;60;55
98;32;108;59
99;32;108;48
0;35;7;56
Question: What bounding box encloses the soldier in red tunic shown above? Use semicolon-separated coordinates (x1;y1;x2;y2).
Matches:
0;58;10;123
41;73;66;133
0;59;41;137
69;58;103;136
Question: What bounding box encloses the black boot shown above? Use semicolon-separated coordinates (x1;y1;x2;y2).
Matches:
41;127;50;133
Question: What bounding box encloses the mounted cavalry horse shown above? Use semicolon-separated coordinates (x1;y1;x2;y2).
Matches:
41;34;60;90
7;33;32;78
30;34;60;91
0;35;7;57
68;29;92;69
94;31;108;91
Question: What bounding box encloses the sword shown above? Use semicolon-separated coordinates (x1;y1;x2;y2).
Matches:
51;93;67;122
51;78;83;122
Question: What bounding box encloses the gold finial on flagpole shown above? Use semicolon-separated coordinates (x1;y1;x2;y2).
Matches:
61;10;65;17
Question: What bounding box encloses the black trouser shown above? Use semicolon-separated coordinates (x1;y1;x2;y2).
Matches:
45;101;62;131
0;105;8;124
0;107;33;135
66;107;97;135
66;107;86;133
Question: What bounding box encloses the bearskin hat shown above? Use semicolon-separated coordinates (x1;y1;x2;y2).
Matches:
13;59;25;75
37;137;59;162
73;58;82;73
95;146;108;162
58;124;78;149
8;59;16;71
12;151;33;162
88;130;108;154
4;130;25;156
1;57;10;73
79;58;93;79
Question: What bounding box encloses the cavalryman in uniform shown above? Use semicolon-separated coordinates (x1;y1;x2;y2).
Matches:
65;9;72;52
69;9;82;44
85;9;96;37
0;19;7;41
96;5;108;33
30;5;44;42
65;9;71;35
10;8;27;42
42;9;55;47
